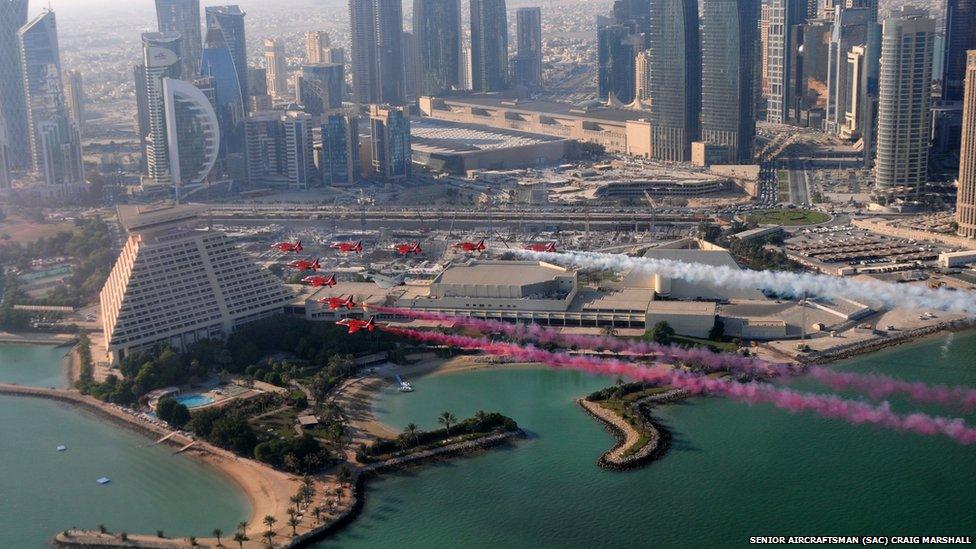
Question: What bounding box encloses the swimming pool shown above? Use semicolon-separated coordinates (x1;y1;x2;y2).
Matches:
174;394;214;409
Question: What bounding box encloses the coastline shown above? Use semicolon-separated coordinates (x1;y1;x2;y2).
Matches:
0;384;300;548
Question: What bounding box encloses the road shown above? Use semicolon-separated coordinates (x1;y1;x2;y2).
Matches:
787;159;811;206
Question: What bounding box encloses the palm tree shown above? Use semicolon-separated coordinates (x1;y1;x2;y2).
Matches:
233;532;247;549
288;516;300;536
213;528;223;546
474;410;487;424
312;506;323;522
334;486;343;505
337;464;351;485
263;529;275;545
438;411;457;434
97;524;107;534
237;521;248;537
289;494;302;508
263;515;277;539
402;422;420;444
188;536;198;547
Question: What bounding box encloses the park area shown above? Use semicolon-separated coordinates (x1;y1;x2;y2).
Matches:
748;208;830;226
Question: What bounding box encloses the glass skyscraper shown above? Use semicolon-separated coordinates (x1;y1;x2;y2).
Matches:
297;63;344;115
413;0;461;96
647;0;700;161
142;32;183;186
470;0;509;92
349;0;405;104
943;0;976;102
205;6;248;100
370;105;411;182
155;0;202;79
18;10;84;187
320;113;360;185
0;0;29;171
701;0;759;163
512;7;543;89
162;78;220;191
201;26;246;159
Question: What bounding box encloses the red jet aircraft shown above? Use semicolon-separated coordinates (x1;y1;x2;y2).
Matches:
271;240;303;253
331;240;363;254
337;316;376;334
319;295;357;310
289;257;321;271
301;273;337;287
452;238;486;253
394;242;422;255
525;241;557;253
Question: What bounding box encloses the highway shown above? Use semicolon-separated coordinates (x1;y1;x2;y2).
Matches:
787;159;811;206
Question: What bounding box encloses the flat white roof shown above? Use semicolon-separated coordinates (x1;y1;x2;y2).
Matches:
436;261;568;286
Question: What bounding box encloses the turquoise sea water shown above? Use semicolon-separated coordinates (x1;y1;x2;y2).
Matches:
326;332;976;548
0;345;250;548
0;343;70;388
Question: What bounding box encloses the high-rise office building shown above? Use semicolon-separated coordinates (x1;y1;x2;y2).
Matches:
282;111;315;190
296;63;344;115
512;7;543;89
264;38;288;99
162;77;220;193
635;49;652;102
0;0;29;171
62;69;85;137
349;0;404;104
323;47;346;66
402;31;420;101
875;13;935;194
825;7;876;134
201;26;246;160
701;0;759;164
414;0;461;96
142;32;182;186
944;0;976;102
370;104;411;182
460;45;474;90
155;0;202;78
760;3;772;98
19;10;85;188
100;205;293;363
0;115;11;189
767;0;808;123
470;0;509;92
319;112;360;185
957;51;976;237
205;6;248;99
598;25;640;104
134;64;150;174
647;0;700;161
305;31;330;64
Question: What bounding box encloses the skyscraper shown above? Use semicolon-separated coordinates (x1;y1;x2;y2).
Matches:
0;115;11;189
0;0;29;171
821;1;878;22
767;0;808;123
470;0;509;92
349;0;404;104
320;112;360;185
402;31;420;101
134;64;150;174
162;77;220;193
874;13;935;194
957;51;976;238
370;104;411;181
701;0;759;164
512;7;543;89
825;7;876;134
142;32;182;186
598;25;638;103
264;38;288;99
413;0;461;96
760;3;771;99
282;111;315;190
155;0;202;78
944;0;976;102
297;63;344;115
635;49;652;102
19;10;85;188
305;31;330;64
201;26;246;160
647;0;700;161
205;6;248;99
62;69;85;136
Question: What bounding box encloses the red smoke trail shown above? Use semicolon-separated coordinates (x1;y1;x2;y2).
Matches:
380;325;976;445
372;307;976;411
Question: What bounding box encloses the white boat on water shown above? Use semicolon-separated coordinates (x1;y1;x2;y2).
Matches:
398;381;414;392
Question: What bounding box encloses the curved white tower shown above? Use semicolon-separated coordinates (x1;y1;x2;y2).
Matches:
162;77;220;189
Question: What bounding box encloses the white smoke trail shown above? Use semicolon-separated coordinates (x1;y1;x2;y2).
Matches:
514;250;976;315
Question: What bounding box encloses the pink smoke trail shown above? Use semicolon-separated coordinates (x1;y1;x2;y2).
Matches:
379;326;976;445
373;306;976;411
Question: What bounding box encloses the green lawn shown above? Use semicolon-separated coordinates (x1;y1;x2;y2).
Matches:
747;208;830;226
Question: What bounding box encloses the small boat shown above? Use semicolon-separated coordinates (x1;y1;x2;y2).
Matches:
56;445;67;452
398;381;414;393
97;477;111;485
